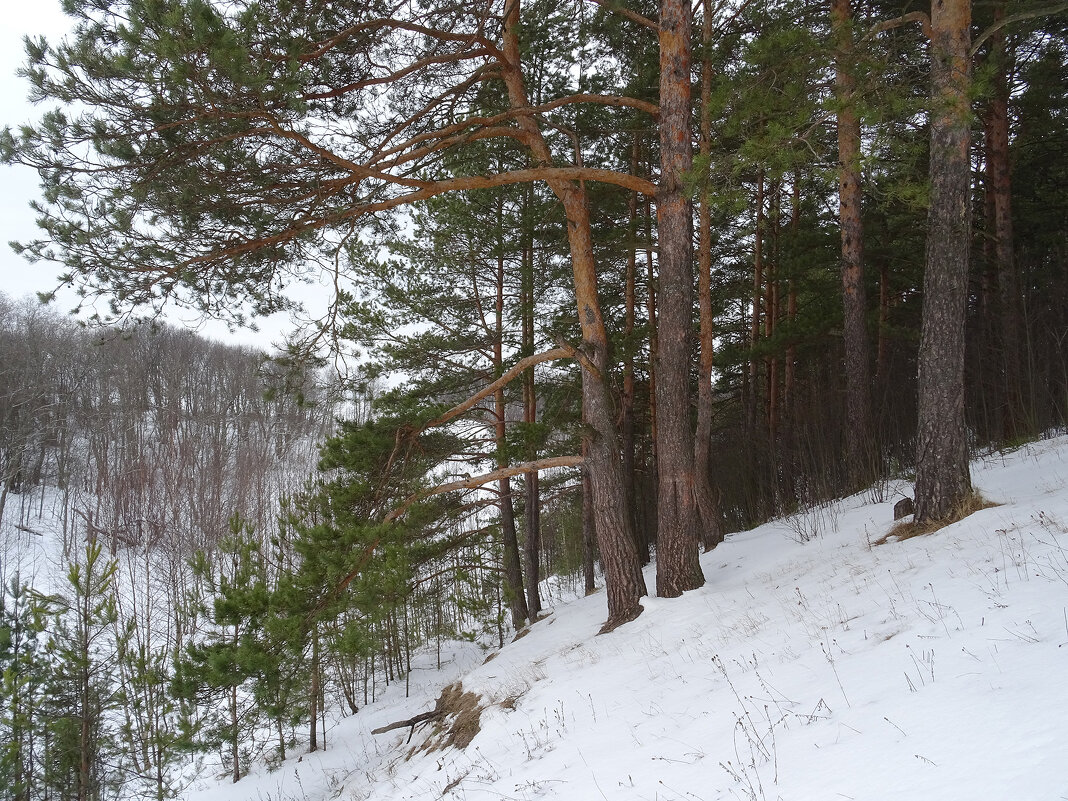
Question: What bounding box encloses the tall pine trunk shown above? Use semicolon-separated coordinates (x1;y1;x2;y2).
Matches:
695;0;724;551
519;189;543;617
915;0;973;523
500;0;647;630
644;197;659;559
832;0;875;489
655;0;705;597
749;172;765;435
622;137;640;552
984;2;1023;439
495;244;529;629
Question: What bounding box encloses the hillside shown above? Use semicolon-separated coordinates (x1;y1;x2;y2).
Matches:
184;435;1068;801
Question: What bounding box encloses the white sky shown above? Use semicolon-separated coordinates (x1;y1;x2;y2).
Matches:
0;2;298;348
0;2;72;306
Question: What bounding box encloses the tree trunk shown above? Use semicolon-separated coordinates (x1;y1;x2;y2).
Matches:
500;0;646;630
877;259;889;380
832;0;875;489
749;172;765;434
766;181;780;447
644;197;658;560
497;471;528;627
582;443;597;595
622;136;640;550
493;234;529;629
522;471;542;615
231;682;241;781
785;173;800;422
984;2;1023;439
308;627;319;754
695;0;724;551
654;0;705;597
520;201;543;616
914;0;973;523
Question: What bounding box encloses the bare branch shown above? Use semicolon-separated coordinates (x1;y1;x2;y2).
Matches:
185;167;658;269
863;11;932;42
422;346;574;431
385;456;585;522
299;17;498;64
587;0;659;32
971;2;1068;56
372;93;659;170
371;710;443;735
301;47;495;100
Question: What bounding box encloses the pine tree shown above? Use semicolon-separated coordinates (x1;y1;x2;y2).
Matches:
914;0;974;523
42;542;124;801
175;518;270;782
0;577;53;801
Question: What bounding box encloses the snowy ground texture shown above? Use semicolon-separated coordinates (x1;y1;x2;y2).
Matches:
186;437;1068;801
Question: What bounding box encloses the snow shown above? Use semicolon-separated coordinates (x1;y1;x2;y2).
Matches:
180;436;1068;800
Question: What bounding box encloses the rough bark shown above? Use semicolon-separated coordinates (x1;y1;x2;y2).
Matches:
766;182;780;446
520;195;542;616
832;0;875;489
914;0;973;523
695;0;725;551
522;471;542;616
501;0;646;630
582;443;598;595
644;197;658;559
749;172;765;434
785;173;800;424
622;136;640;550
654;0;705;597
495;249;529;628
983;3;1023;439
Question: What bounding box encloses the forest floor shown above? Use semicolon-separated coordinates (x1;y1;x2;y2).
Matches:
183;434;1068;800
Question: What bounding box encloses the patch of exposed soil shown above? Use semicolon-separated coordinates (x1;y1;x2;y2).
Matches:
408;682;484;756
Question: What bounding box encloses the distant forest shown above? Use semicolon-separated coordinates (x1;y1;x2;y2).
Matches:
2;0;1067;796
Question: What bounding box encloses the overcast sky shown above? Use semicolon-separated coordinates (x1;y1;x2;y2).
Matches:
0;2;296;347
0;3;72;306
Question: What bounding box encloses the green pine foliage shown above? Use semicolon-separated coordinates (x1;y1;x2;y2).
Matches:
175;517;274;781
0;578;52;801
41;542;125;801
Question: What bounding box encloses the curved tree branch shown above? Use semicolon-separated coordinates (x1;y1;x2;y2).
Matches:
385;456;585;522
421;345;574;431
863;11;932;42
971;2;1068;56
587;0;658;32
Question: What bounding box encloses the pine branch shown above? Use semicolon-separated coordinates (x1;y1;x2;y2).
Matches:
971;2;1068;56
863;11;932;42
587;0;659;32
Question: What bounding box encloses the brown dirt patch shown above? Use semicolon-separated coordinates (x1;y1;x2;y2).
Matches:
408;682;484;756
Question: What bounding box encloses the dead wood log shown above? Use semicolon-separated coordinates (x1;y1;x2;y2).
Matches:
371;709;444;742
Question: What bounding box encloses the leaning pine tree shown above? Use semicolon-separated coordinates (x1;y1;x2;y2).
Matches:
2;0;660;631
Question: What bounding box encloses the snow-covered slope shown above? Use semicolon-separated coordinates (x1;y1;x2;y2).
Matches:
186;436;1068;801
